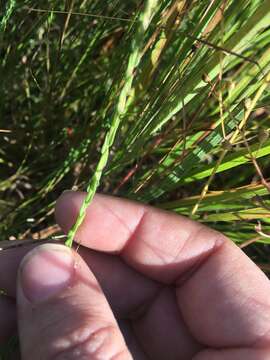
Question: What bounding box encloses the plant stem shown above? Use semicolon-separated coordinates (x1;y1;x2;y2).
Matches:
65;0;159;247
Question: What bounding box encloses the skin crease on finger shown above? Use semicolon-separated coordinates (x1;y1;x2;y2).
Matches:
1;192;270;359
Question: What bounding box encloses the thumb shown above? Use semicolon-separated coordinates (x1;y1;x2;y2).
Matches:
17;244;131;360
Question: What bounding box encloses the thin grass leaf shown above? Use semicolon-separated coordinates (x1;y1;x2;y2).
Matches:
0;0;16;32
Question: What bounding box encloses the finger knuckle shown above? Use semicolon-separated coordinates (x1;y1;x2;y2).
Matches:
54;324;129;360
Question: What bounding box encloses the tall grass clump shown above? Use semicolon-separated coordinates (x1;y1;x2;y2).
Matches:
0;1;270;257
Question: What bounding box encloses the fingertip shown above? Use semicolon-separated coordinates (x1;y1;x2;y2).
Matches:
55;190;84;234
17;240;131;359
18;244;74;303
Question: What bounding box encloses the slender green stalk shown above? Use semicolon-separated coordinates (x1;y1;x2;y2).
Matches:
0;0;16;31
65;0;159;247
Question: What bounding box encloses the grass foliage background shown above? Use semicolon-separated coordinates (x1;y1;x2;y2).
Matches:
0;0;270;264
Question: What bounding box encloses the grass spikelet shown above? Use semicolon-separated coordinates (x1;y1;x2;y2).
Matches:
65;0;159;247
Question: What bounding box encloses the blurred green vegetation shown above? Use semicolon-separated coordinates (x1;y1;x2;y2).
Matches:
0;0;270;261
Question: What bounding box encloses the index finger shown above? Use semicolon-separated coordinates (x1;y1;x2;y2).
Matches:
55;191;222;283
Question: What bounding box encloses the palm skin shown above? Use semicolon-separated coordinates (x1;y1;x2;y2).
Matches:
0;191;270;359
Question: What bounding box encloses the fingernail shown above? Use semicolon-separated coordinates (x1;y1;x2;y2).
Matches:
20;244;74;303
61;189;72;195
61;189;77;198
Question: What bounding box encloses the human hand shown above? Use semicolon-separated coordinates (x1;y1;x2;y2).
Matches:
1;191;270;359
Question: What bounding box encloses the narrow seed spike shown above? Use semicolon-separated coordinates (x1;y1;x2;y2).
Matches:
65;0;159;247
